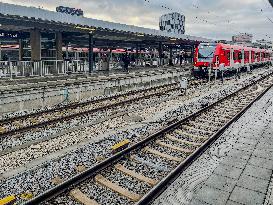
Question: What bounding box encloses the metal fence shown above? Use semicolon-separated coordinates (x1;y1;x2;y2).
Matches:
0;60;91;78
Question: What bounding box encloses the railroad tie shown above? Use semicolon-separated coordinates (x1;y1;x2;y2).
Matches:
205;117;227;123
95;156;105;162
216;108;235;113
220;113;235;118
174;129;207;140
239;103;249;107
0;126;6;134
70;189;100;205
51;176;63;185
144;147;182;162
224;108;240;113
75;165;87;173
182;125;214;135
114;164;158;186
166;134;202;146
223;110;238;114
196;118;222;126
95;174;141;202
189;122;218;130
156;141;193;154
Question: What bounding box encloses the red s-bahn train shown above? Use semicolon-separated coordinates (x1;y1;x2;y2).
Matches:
193;43;272;77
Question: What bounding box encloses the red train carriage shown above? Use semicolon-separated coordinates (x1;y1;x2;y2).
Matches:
193;43;272;77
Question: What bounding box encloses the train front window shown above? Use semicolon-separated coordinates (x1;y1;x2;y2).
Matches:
198;44;216;62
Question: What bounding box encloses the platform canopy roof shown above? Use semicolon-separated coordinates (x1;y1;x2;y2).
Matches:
0;2;213;47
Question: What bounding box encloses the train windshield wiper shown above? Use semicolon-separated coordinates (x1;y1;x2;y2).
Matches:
204;51;214;58
199;51;214;59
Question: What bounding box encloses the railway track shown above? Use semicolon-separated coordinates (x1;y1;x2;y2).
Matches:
0;83;184;137
21;73;273;205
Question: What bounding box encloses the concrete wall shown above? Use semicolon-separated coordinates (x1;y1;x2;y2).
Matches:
0;70;187;115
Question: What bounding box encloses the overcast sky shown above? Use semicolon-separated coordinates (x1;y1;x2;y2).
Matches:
2;0;273;41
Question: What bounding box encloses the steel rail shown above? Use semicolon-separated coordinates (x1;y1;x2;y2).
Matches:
136;79;273;205
0;83;178;124
0;86;179;137
23;72;272;205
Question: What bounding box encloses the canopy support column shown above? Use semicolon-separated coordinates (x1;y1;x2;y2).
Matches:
159;42;163;66
136;44;139;66
30;29;41;61
88;33;94;73
169;46;173;66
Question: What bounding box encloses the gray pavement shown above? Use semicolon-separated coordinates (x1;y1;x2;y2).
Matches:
153;87;273;205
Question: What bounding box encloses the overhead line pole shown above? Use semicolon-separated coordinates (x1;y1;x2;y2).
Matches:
88;32;94;73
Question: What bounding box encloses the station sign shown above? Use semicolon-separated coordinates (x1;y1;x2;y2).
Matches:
0;31;24;39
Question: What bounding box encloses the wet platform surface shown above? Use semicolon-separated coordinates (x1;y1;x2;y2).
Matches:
153;87;273;205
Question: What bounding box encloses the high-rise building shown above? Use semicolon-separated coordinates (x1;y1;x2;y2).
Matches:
159;12;185;34
232;33;253;43
255;39;272;49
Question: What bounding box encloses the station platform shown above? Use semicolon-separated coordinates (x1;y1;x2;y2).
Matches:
0;65;191;87
153;86;273;205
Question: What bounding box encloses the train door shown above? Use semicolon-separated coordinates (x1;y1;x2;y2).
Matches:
241;49;244;67
251;51;255;63
244;51;249;65
233;50;239;64
225;50;230;67
215;55;220;68
247;51;250;64
258;52;261;62
230;48;234;68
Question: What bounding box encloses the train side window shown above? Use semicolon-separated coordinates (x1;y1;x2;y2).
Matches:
238;52;242;60
245;51;249;60
233;51;238;60
226;51;230;60
215;55;219;65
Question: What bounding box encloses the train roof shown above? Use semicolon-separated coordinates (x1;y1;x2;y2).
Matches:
217;43;271;52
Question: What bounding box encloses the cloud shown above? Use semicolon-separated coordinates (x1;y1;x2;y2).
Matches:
1;0;273;41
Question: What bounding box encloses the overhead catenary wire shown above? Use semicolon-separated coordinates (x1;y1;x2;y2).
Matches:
145;0;273;39
143;0;246;36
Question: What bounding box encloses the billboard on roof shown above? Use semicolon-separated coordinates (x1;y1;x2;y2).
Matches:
56;6;83;17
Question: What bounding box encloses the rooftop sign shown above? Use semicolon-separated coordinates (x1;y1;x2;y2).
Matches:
56;6;83;17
